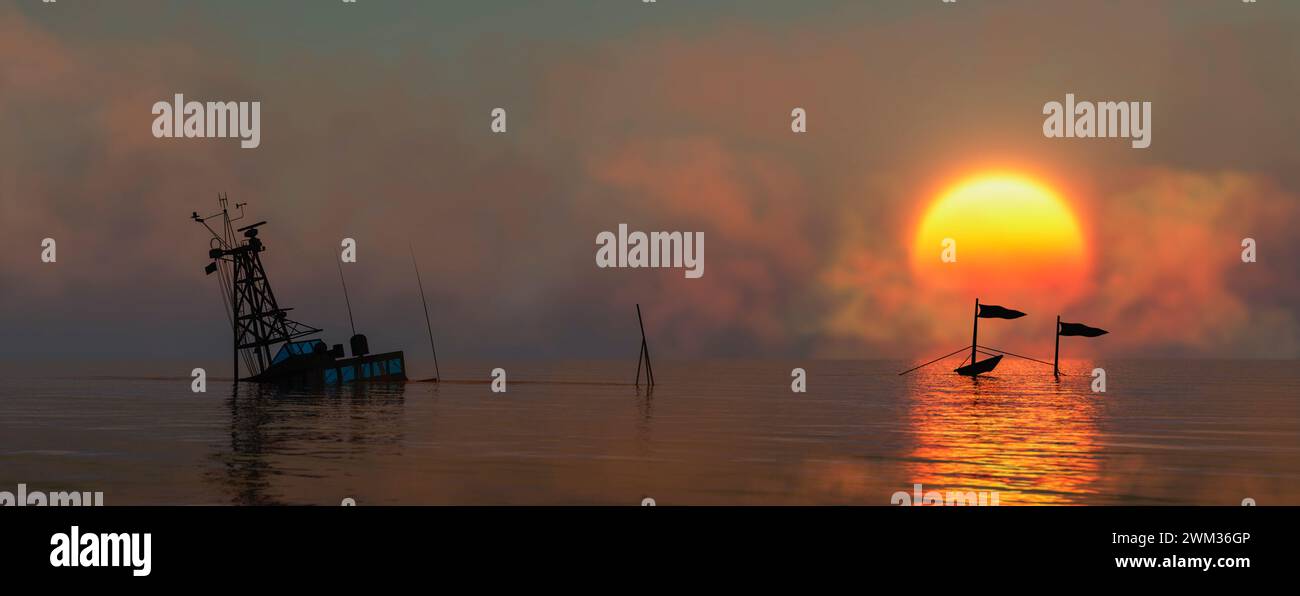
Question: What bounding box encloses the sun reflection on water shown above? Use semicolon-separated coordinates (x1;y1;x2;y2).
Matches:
903;358;1103;504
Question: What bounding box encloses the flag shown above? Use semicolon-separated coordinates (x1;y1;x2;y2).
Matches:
1058;322;1108;337
978;304;1026;319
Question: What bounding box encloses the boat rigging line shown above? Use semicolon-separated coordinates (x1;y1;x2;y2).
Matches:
897;345;971;375
897;344;1058;375
976;344;1056;367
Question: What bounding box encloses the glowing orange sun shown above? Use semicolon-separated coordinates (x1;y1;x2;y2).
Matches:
912;173;1088;300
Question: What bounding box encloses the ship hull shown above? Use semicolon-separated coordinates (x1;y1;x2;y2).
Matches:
247;351;407;385
954;354;1002;376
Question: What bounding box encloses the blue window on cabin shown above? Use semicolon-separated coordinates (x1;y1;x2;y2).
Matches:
388;359;402;374
341;366;356;383
361;363;371;379
272;340;325;366
375;360;387;376
323;368;338;385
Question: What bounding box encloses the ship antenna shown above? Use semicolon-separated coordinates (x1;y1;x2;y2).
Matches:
410;245;442;382
336;255;357;336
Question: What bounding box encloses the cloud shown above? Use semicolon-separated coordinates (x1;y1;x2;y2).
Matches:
819;166;1300;358
1086;168;1300;357
1;2;1297;364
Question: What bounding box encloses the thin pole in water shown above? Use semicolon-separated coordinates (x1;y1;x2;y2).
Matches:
336;254;356;336
636;304;655;387
410;245;441;382
1053;315;1061;378
232;244;239;383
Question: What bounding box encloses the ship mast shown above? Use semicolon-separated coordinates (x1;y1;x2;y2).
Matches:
194;195;321;381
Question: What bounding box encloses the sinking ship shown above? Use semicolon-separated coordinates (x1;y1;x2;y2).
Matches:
193;194;406;385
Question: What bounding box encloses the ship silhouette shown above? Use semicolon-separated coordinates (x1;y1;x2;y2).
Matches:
193;194;406;385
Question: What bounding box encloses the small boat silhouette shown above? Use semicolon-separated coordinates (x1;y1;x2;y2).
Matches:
955;353;1002;376
955;299;1025;376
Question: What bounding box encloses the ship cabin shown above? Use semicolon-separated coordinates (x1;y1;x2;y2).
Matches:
252;338;406;385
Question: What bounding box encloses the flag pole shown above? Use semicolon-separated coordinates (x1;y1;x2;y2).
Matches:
1053;315;1061;378
971;298;980;366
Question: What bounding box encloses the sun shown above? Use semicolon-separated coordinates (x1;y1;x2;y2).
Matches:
911;173;1088;300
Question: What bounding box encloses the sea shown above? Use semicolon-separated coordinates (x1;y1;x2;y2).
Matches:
1;359;1297;505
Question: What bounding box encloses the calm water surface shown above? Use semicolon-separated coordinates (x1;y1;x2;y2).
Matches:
1;359;1297;505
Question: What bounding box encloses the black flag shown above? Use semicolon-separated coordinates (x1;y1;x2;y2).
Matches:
1058;322;1107;337
978;304;1026;319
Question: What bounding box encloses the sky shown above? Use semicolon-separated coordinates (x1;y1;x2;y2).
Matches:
1;0;1298;371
